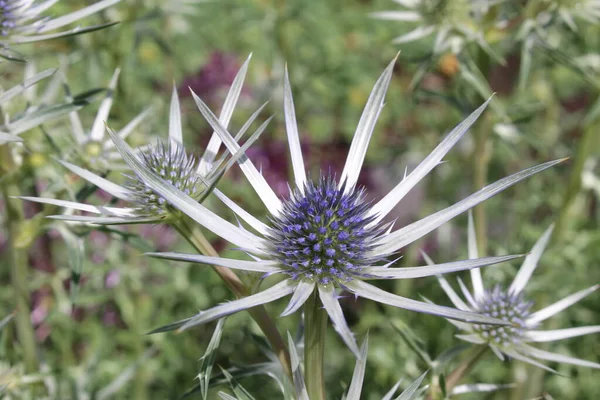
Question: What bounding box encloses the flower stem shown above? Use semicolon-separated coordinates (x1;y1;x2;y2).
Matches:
0;145;38;374
472;49;493;256
172;217;292;381
304;290;327;400
554;121;598;242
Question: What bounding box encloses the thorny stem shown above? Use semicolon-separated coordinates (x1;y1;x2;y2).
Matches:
172;216;292;381
304;290;327;400
0;145;38;374
426;345;488;400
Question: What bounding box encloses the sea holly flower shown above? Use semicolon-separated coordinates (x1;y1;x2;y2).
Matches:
0;0;121;61
57;68;152;171
429;214;600;371
371;0;497;56
111;56;563;358
21;57;262;225
0;68;72;145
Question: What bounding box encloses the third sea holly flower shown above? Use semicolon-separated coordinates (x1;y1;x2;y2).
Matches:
113;56;564;358
428;214;600;371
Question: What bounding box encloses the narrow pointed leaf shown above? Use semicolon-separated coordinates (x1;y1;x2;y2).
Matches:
347;280;508;325
370;98;492;223
145;252;280;273
509;224;554;295
340;55;398;193
372;159;565;256
318;285;360;358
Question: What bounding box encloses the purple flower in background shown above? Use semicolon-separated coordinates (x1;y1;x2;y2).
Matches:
179;51;251;106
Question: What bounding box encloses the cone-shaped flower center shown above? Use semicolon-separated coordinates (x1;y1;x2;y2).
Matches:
269;177;382;285
1;1;20;36
128;142;203;216
472;285;533;346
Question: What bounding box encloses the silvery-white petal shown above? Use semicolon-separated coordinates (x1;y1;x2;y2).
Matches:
346;336;369;400
363;255;521;280
287;332;309;400
47;215;160;225
18;196;137;217
318;285;361;358
369;98;492;225
57;159;134;201
283;66;307;192
517;343;600;369
396;371;428;400
213;189;270;237
340;55;398;193
381;380;402;400
502;348;556;373
191;90;283;216
527;285;599;326
346;280;508;325
451;383;515;395
34;0;121;33
467;211;484;300
179;280;296;331
281;280;315;317
456;334;487;344
370;11;422;21
168;85;183;144
90;68;120;141
105;107;153;149
421;251;470;311
392;26;435;44
457;277;477;309
198;55;251;175
371;159;565;256
524;326;600;342
145;252;282;273
509;224;554;295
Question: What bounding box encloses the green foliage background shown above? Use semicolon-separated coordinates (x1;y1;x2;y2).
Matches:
1;0;599;399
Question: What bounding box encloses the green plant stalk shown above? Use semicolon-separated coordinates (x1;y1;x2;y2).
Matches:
472;48;493;256
304;290;327;400
426;345;488;400
553;122;598;242
0;145;38;374
172;216;292;381
473;119;491;255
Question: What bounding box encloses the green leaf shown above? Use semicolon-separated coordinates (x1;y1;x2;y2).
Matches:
391;321;432;366
221;368;257;400
198;318;227;400
54;226;85;304
0;69;56;105
2;103;82;136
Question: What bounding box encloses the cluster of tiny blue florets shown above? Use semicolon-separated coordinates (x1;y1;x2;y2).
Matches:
472;285;533;347
269;177;384;286
1;1;19;36
127;142;203;216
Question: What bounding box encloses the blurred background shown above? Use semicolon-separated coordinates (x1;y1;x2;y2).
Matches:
1;0;599;398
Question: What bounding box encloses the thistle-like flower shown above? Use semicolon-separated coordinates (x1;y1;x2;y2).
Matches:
429;214;600;371
371;0;494;54
58;68;151;171
0;0;121;60
112;56;563;358
21;57;261;225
